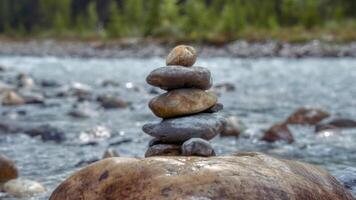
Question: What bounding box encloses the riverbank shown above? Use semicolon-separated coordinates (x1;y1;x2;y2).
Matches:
0;39;356;58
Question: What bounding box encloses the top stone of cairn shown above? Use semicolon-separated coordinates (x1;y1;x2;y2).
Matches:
166;45;197;67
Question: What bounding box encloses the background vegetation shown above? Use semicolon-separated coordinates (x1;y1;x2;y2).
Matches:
1;0;356;43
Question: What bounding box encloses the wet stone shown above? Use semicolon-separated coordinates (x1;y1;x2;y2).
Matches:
149;89;217;118
146;66;212;90
181;138;215;157
286;107;330;125
97;94;129;109
142;113;225;143
24;125;66;143
166;45;197;67
0;155;18;184
262;122;294;144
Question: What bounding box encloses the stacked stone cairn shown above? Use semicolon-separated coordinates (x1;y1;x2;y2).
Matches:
143;45;225;157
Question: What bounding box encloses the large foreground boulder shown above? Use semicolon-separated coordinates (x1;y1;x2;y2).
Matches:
50;152;353;200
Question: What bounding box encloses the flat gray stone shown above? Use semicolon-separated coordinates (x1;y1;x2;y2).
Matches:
146;66;212;90
142;113;225;143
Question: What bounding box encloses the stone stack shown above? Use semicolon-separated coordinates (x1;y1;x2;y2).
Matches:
143;45;225;157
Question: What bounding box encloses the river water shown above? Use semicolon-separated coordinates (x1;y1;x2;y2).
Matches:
0;56;356;199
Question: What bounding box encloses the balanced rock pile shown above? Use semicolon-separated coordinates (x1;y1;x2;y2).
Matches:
143;45;225;157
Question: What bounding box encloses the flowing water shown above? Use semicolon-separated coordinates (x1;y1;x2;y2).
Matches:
0;56;356;199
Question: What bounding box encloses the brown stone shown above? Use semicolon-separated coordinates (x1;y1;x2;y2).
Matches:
166;45;197;67
286;107;330;125
149;89;217;118
145;144;181;157
49;153;354;200
146;66;212;90
262;122;294;144
0;155;18;184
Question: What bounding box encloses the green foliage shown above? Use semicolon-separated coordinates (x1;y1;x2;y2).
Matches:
0;0;355;42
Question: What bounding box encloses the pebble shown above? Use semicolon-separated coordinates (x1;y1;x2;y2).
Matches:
97;94;129;109
3;179;46;198
166;45;197;67
145;144;181;157
261;122;294;144
221;116;246;137
286;107;330;125
149;89;217;118
146;66;212;90
142;113;225;143
0;155;18;185
181;138;215;157
102;148;120;159
2;91;25;106
24;125;66;143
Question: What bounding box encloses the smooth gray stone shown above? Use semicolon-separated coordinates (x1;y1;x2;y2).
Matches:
181;138;215;157
142;113;225;143
146;66;212;90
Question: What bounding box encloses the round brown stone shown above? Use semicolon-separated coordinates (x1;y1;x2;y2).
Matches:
166;45;197;67
146;66;212;90
149;89;217;118
49;152;354;200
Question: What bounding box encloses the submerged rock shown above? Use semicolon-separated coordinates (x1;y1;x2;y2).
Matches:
3;179;46;198
316;118;356;132
262;122;294;144
24;125;66;143
49;152;354;200
166;45;197;67
286;107;330;125
0;155;18;185
181;138;215;157
145;144;181;157
143;113;225;143
146;66;212;90
149;89;217;118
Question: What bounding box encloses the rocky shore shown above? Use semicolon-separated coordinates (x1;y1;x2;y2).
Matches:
0;39;356;58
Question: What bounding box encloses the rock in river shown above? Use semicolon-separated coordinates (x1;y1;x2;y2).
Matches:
97;94;129;109
262;122;294;144
49;152;354;200
3;179;46;198
145;144;181;157
0;155;18;185
149;89;217;118
2;91;25;106
146;66;212;90
286;107;330;125
181;138;215;157
142;113;225;143
166;45;197;67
